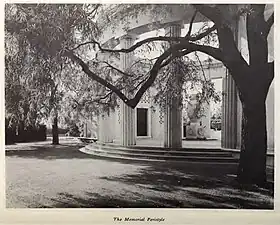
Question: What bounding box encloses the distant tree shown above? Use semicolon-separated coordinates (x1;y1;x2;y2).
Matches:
5;31;49;130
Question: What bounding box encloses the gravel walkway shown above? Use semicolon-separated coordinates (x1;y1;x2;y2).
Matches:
5;141;274;209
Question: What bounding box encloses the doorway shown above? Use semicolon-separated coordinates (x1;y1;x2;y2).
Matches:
137;108;148;136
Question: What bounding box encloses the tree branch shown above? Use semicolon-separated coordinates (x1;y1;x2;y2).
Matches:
83;91;114;105
184;42;224;62
71;36;183;53
70;40;102;51
129;42;224;108
185;10;197;38
159;42;220;69
192;4;223;26
100;61;134;77
246;5;268;66
133;76;149;91
86;4;101;18
189;25;216;41
128;46;175;108
65;50;130;105
71;26;217;55
265;12;274;37
68;39;224;109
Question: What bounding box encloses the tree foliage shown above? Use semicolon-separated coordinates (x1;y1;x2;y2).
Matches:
5;4;221;111
5;3;274;185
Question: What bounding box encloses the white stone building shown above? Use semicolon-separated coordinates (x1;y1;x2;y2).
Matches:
94;4;274;155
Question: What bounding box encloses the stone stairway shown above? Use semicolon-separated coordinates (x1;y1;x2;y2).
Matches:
80;143;239;163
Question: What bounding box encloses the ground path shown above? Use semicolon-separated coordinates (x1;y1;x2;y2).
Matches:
5;139;273;209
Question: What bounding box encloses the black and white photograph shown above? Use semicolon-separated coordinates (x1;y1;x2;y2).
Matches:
4;3;275;212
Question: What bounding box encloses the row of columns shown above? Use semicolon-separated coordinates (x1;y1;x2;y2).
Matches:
98;23;185;147
97;35;137;146
221;72;237;149
97;22;241;149
221;12;245;150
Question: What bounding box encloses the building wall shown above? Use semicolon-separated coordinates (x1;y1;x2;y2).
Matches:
151;106;164;141
113;107;121;143
266;81;274;152
99;65;274;152
135;102;152;138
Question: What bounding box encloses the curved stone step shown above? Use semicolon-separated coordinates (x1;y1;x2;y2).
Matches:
88;148;237;162
97;142;222;152
80;147;165;162
88;143;232;157
94;144;231;156
81;145;239;163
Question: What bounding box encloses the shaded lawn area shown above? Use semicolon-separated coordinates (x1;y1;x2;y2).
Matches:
5;143;274;209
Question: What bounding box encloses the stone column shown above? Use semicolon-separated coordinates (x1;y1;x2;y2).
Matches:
106;110;113;143
84;122;88;137
98;110;113;143
221;70;237;149
119;35;136;146
97;114;104;141
96;51;114;143
164;24;183;148
113;103;121;143
221;14;247;150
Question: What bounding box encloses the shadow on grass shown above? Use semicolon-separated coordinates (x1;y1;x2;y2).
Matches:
6;143;274;209
101;162;273;193
37;192;164;208
5;144;158;166
98;163;273;209
5;144;92;160
34;187;273;209
30;162;274;209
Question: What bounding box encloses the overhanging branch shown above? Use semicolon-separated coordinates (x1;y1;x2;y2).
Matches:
71;26;217;55
100;61;134;77
65;50;130;105
71;36;184;53
192;4;223;26
84;91;114;105
189;25;216;41
127;48;173;108
185;10;197;38
184;42;224;62
159;42;222;69
67;39;224;109
130;42;224;108
265;12;274;37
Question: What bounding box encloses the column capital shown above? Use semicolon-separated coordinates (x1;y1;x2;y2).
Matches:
164;21;184;30
164;21;183;37
119;33;138;49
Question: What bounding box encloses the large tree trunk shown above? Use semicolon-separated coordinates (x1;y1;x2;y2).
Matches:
237;96;267;187
52;111;59;145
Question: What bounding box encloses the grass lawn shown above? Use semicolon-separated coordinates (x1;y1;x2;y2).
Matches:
5;141;274;209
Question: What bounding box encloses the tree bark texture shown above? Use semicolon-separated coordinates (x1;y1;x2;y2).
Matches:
52;113;59;145
236;68;271;186
238;99;267;186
